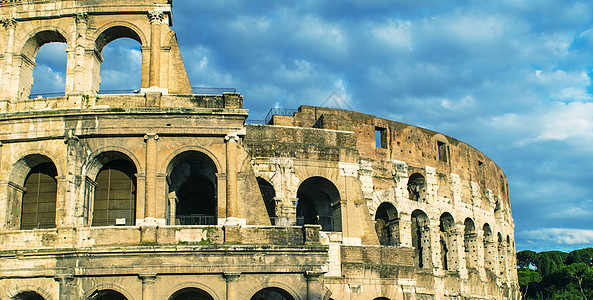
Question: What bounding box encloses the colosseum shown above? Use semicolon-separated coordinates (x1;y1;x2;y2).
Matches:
0;1;519;299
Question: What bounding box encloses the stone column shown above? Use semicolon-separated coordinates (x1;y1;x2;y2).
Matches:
55;274;75;300
1;19;17;99
148;11;164;88
66;13;89;96
60;130;79;227
223;272;241;300
224;133;238;223
143;133;160;225
139;273;157;300
305;271;324;300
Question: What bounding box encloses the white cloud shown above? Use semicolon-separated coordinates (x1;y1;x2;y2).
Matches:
523;228;593;245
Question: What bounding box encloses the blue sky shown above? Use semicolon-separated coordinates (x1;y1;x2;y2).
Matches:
31;0;593;252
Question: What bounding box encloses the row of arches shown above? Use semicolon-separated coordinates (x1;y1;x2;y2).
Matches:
257;176;342;232
375;204;514;274
7;21;152;99
9;150;345;231
13;287;296;300
8;149;219;229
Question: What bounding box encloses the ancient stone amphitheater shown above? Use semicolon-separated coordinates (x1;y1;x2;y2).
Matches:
0;1;518;299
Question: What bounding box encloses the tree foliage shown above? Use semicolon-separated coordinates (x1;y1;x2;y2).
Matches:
518;248;593;299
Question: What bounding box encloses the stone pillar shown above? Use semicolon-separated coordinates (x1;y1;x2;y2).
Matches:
1;19;17;99
66;13;89;96
60;130;79;227
142;133;161;225
223;272;241;300
4;181;25;230
305;271;324;300
216;172;227;224
224;133;238;223
55;274;75;300
139;273;157;300
148;11;164;88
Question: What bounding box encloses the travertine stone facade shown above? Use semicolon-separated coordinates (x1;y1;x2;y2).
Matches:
0;1;519;300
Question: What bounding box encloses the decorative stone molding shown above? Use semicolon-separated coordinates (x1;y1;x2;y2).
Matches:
147;10;165;24
1;18;16;29
74;13;88;24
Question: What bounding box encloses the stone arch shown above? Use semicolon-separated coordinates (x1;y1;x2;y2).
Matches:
256;177;276;225
7;154;59;230
168;288;215;300
17;28;70;99
83;283;135;300
162;282;221;300
411;209;431;269
85;148;142;182
161;146;222;176
250;287;297;300
296;176;341;232
407;173;426;202
244;281;303;300
8;285;54;300
464;217;477;270
87;151;138;227
94;21;147;53
498;232;506;276
482;223;495;271
439;212;457;271
166;150;219;225
374;202;399;246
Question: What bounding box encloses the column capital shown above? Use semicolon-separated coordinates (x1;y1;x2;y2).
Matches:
75;13;89;24
139;273;157;283
144;133;159;141
304;270;324;281
148;10;165;24
54;274;74;284
64;129;79;144
223;271;241;282
1;18;17;29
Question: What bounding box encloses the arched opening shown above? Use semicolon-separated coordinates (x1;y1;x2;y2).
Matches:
464;218;477;270
296;177;341;232
89;289;127;300
498;233;506;276
12;291;45;300
95;26;143;94
92;158;137;227
250;288;295;300
375;202;399;246
439;213;457;271
407;173;426;202
168;287;214;300
483;223;495;271
167;151;218;225
20;30;68;99
257;177;276;225
373;298;390;300
21;162;58;229
30;42;67;98
411;209;431;269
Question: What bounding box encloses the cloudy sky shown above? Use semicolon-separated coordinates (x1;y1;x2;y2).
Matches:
31;0;593;252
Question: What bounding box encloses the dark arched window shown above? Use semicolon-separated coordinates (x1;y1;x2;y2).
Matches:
13;291;45;300
375;202;399;246
411;209;431;269
21;163;57;229
92;160;137;226
89;289;127;300
251;288;295;300
167;151;218;225
439;213;457;271
296;177;341;231
464;218;477;270
168;288;214;300
407;173;426;201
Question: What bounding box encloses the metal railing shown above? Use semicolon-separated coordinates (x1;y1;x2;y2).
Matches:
264;107;297;124
176;214;217;225
191;87;236;94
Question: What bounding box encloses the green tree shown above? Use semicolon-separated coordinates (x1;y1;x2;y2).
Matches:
518;267;541;298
